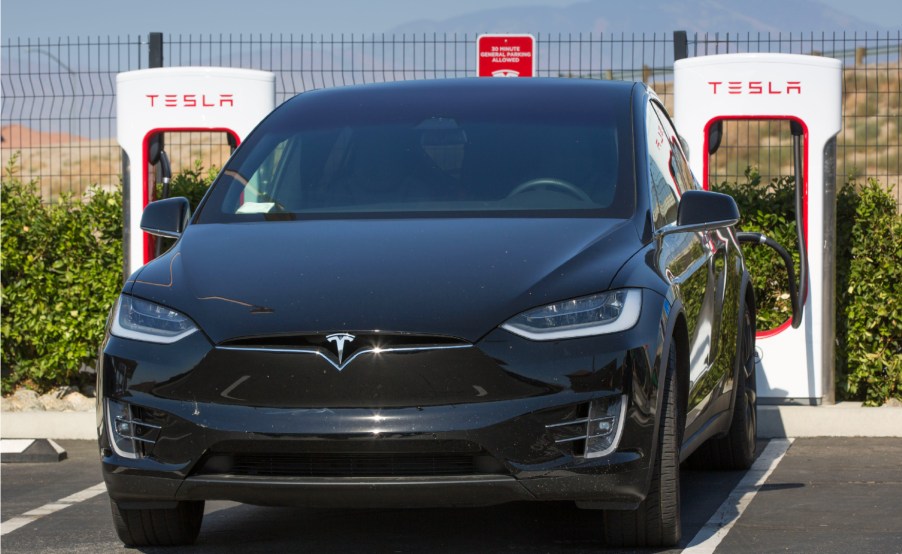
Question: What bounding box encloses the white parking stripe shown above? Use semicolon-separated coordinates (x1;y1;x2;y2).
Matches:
683;438;794;554
0;482;107;536
59;483;108;504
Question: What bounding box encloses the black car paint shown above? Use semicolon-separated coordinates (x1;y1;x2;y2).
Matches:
98;78;748;512
127;217;640;344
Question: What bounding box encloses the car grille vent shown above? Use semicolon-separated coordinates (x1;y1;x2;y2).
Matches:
195;452;506;478
544;396;626;458
110;404;166;458
545;402;591;456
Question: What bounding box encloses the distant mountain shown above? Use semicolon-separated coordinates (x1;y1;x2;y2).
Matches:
391;0;884;34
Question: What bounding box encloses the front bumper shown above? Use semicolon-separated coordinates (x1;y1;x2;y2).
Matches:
98;291;668;510
101;392;651;509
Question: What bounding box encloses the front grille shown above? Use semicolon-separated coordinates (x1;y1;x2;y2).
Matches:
196;452;506;478
216;333;474;375
220;333;469;350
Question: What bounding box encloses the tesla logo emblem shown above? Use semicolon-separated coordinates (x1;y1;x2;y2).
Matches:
707;81;801;95
326;333;355;364
145;93;235;108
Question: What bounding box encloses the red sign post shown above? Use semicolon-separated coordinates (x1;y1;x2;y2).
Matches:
477;34;536;78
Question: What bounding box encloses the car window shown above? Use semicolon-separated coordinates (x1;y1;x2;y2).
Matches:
198;97;635;221
237;138;292;212
646;104;679;228
651;102;698;195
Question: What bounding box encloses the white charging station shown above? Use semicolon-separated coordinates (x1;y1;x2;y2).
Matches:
674;53;842;404
117;67;276;277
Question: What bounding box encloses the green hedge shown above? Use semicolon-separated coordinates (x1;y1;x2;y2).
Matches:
714;170;901;406
837;179;902;405
1;157;216;394
1;159;900;405
1;156;122;393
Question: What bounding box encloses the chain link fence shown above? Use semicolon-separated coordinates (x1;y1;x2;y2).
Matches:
1;31;899;205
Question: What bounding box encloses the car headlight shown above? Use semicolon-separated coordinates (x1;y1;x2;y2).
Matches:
110;295;198;344
501;289;641;340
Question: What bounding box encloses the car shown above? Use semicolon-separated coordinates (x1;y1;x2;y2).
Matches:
97;78;757;548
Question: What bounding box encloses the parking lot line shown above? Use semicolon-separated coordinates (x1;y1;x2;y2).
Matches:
683;438;794;553
0;482;106;536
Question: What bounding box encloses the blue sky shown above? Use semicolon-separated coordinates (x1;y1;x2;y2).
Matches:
2;0;898;38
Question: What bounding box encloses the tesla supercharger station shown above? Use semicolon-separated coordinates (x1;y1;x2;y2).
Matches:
674;53;842;404
117;67;276;277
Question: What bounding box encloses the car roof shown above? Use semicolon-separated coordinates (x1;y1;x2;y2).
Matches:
272;78;640;123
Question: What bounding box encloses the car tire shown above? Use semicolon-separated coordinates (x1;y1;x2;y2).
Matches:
110;499;204;546
603;342;681;547
687;301;757;470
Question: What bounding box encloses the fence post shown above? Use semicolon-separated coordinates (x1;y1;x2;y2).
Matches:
673;30;688;61
149;32;163;68
132;32;164;282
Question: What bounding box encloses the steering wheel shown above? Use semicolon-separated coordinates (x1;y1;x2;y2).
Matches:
506;178;591;202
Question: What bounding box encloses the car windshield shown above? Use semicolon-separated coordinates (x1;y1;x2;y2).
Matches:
197;87;635;221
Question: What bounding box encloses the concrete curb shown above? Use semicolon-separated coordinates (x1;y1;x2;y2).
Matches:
1;411;96;440
2;404;901;440
758;403;902;438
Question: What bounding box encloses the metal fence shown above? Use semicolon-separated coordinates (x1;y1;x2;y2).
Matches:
1;31;899;204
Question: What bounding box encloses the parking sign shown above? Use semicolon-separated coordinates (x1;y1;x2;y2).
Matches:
477;34;536;77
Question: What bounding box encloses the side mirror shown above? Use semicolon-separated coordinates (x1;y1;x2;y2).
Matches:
677;189;739;229
141;197;191;239
657;190;740;236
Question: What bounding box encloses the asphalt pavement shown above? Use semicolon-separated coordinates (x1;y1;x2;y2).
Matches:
1;438;901;553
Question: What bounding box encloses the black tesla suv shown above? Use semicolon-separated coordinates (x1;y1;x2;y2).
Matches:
98;78;757;547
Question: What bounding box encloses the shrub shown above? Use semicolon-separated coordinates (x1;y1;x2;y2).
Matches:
713;169;800;330
1;155;122;393
1;158;218;394
838;179;901;406
715;170;901;405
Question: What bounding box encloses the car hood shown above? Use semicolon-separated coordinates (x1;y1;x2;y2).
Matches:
129;218;641;344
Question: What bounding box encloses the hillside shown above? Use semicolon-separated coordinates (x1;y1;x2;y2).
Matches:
392;0;884;35
1;125;85;149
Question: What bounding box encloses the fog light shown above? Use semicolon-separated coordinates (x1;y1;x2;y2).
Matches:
595;417;615;435
105;398;161;460
585;394;627;458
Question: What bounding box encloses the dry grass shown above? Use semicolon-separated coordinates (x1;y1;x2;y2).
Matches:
1;132;231;202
